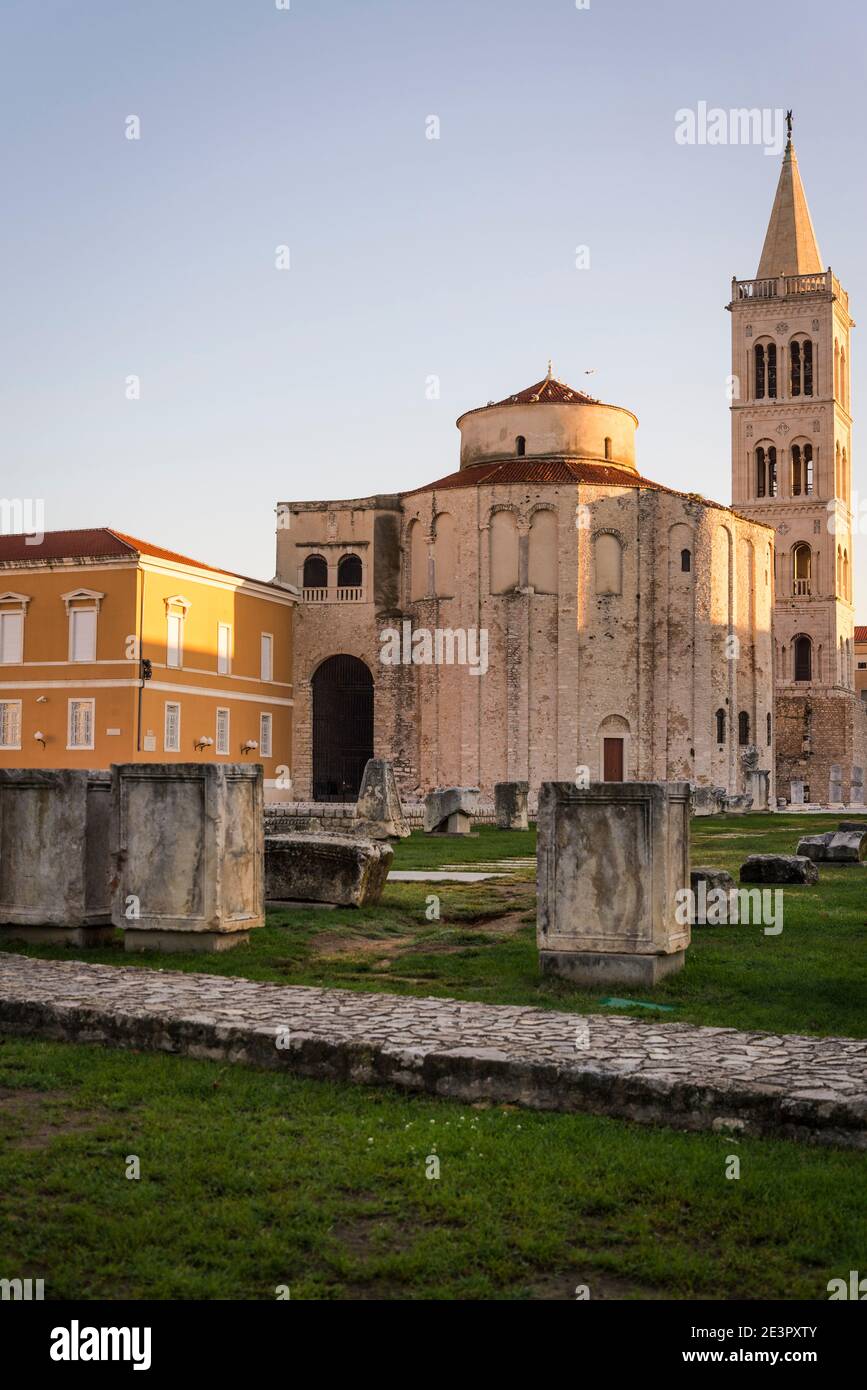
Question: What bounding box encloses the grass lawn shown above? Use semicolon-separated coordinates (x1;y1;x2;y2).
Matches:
0;1034;864;1301
2;813;865;1038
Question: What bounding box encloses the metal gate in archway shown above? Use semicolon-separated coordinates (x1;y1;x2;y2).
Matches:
312;654;374;801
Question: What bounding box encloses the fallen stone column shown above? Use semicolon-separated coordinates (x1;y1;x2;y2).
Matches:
265;833;392;907
0;769;112;947
111;763;264;953
739;854;818;885
537;781;691;986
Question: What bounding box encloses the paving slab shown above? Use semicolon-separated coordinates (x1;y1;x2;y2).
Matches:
387;871;507;882
0;953;864;1148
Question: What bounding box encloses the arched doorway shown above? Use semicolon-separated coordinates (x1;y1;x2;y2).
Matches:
312;655;373;801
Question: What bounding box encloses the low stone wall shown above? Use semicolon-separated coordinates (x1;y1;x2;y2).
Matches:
265;801;503;833
1;954;864;1149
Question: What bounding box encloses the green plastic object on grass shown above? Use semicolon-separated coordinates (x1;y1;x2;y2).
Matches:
599;997;676;1013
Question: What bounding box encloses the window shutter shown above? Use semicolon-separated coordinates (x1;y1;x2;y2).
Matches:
216;707;229;754
167;613;182;667
218;624;231;675
261;634;273;681
71;609;97;661
165;703;180;752
0;612;23;664
0;702;21;747
260;713;272;757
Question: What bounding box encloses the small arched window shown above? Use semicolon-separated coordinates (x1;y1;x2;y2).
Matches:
681;549;691;573
515;435;526;457
793;542;811;596
794;634;812;683
604;437;612;460
754;342;777;399
790;337;814;398
303;554;328;591
791;442;812;496
337;553;362;589
715;709;726;744
767;711;772;747
738;711;750;746
756;445;777;498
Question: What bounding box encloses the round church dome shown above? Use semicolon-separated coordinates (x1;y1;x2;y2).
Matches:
456;369;638;473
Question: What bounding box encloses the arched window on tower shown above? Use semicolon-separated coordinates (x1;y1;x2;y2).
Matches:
841;348;847;408
791;442;813;496
834;339;840;400
754;342;777;399
792;542;811;597
738;711;750;746
754;343;765;399
715;708;726;744
794;634;812;683
515;435;526;457
767;711;772;747
756;444;777;498
790;337;814;398
604;436;612;460
680;548;691;573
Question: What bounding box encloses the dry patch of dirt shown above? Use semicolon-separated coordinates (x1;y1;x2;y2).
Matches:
0;1087;110;1151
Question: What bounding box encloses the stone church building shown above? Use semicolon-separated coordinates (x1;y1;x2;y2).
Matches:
278;378;774;803
276;127;863;807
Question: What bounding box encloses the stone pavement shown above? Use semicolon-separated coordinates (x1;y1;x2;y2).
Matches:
0;952;865;1148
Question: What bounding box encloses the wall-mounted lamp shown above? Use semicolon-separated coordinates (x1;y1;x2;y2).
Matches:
34;730;46;748
36;696;48;704
195;736;214;752
241;740;258;753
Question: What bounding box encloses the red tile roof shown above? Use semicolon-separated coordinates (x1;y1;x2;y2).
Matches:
855;626;867;644
405;458;765;523
0;527;285;590
493;374;599;407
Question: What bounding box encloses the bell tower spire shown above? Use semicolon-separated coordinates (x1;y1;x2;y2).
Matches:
756;116;823;279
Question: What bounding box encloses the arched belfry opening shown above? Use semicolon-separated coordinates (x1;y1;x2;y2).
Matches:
312;655;373;801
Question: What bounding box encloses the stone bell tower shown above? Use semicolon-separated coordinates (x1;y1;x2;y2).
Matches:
728;117;864;804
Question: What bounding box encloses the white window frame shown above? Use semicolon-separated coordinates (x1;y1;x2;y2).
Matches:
164;701;181;753
67;698;95;751
0;609;24;664
259;712;273;758
260;632;273;682
216;706;230;755
0;700;22;750
68;606;98;663
217;622;232;676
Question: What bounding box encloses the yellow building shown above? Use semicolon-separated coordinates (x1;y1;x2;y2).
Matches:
0;529;296;793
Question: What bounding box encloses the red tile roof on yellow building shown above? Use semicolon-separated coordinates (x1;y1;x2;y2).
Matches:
855;626;867;643
0;527;286;591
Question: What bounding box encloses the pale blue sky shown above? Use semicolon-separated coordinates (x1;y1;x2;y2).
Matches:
2;0;865;610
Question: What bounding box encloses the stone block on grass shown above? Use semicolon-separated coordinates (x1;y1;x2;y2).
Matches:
494;781;529;831
424;786;480;835
111;763;264;953
739;854;818;885
354;758;410;839
0;768;113;946
537;781;691;986
265;833;393;907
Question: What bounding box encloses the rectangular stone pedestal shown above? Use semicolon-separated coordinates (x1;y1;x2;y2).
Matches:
537;781;690;986
539;949;686;987
0;769;111;940
111;763;264;953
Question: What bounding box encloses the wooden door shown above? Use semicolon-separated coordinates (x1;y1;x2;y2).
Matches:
603;737;624;782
